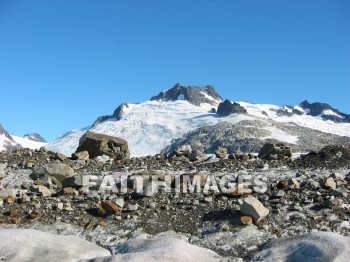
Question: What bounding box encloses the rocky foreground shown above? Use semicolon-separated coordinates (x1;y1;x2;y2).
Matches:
1;139;350;261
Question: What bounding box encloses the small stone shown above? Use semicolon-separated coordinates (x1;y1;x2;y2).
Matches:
127;204;138;211
98;220;107;227
6;196;15;204
57;203;64;210
217;222;230;231
114;197;125;208
100;200;119;216
273;190;285;197
9;209;18;217
204;196;213;203
240;215;253;225
324;177;337;189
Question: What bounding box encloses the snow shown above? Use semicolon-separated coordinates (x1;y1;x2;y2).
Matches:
47;100;252;157
239;102;350;138
0;228;110;262
47;99;350;157
253;232;350;262
86;231;222;262
323;109;343;118
0;134;18;151
11;135;47;150
261;126;299;144
200;91;222;104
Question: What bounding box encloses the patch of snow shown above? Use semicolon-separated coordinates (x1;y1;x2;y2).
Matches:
0;228;110;262
11;135;47;150
323;109;343;118
200;91;222;105
261;126;299;144
253;232;350;262
177;93;185;100
87;231;222;262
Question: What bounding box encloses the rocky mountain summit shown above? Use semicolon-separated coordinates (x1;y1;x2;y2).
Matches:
0;124;20;151
150;83;223;106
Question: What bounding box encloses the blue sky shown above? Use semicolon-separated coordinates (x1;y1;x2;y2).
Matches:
0;0;349;141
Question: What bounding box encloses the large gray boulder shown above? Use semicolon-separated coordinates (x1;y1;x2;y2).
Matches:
76;131;130;160
30;163;75;184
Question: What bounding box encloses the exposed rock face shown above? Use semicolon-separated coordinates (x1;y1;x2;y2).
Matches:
150;83;223;106
23;133;46;143
76;131;130;160
258;143;292;160
299;100;350;123
162;120;350;155
92;103;129;126
217;99;247;117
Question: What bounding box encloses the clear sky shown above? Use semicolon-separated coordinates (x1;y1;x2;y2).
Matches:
0;0;349;142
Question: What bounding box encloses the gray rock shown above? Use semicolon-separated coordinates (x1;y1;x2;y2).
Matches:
30;163;75;184
214;147;227;159
240;195;269;223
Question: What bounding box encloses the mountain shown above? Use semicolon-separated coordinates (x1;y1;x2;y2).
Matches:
23;133;47;143
47;84;350;157
0;124;21;151
0;124;47;152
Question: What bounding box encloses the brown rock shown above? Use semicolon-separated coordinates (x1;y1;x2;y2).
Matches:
9;209;18;217
99;200;119;216
76;131;130;160
71;151;90;160
55;153;67;162
240;215;253;225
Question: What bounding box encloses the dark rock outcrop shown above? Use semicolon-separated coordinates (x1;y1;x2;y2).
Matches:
299;100;350;123
150;83;223;106
258;143;292;160
93;103;129;126
217;100;247;117
76;131;130;160
0;124;21;150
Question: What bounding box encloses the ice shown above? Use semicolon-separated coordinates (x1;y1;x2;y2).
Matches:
253;232;350;262
11;135;47;150
84;231;222;262
0;228;110;262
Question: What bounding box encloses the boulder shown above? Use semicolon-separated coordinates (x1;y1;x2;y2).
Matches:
98;200;120;216
76;131;130;160
189;150;207;162
71;151;89;160
214;147;227;159
55;153;67;162
174;145;192;157
30;163;75;184
239;195;269;223
30;185;51;197
323;177;337;189
258;143;292;159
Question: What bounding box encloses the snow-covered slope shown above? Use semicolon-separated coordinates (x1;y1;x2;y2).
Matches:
11;135;47;150
0;124;20;152
239;102;350;138
48;100;251;156
47;85;350;157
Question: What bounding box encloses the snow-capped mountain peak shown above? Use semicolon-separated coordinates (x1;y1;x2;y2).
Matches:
150;83;223;106
46;85;350;157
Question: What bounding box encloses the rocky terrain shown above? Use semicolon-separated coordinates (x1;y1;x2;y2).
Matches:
1;132;350;261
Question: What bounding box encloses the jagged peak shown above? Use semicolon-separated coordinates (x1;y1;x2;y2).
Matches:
150;83;223;106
